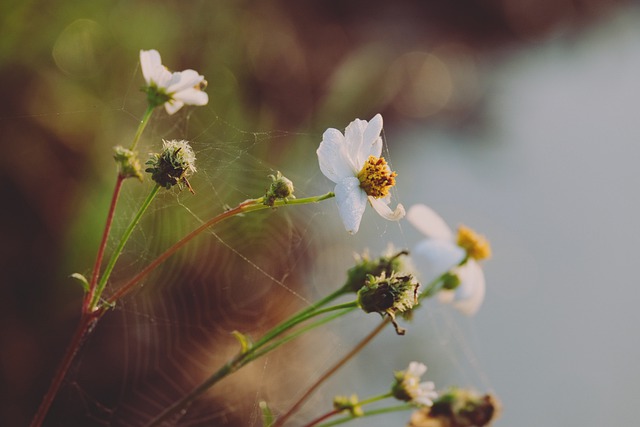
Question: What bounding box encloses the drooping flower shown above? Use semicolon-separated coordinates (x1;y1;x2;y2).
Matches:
407;204;490;316
391;362;438;407
357;270;419;335
317;114;405;234
140;49;208;115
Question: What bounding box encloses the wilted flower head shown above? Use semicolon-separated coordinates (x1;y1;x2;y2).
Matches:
344;249;409;293
408;388;500;427
407;204;490;316
391;362;438;407
140;49;208;115
145;139;197;192
317;114;405;234
357;270;418;335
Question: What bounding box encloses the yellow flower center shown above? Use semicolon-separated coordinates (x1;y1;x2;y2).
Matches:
357;155;397;198
457;225;492;261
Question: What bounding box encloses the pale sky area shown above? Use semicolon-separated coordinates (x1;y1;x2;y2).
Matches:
318;6;640;427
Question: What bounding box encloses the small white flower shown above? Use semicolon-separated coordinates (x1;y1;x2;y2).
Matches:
392;361;438;407
407;204;487;316
317;114;405;234
140;49;208;115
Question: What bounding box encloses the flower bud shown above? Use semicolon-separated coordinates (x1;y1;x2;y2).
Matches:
333;394;363;417
113;146;143;181
263;171;295;207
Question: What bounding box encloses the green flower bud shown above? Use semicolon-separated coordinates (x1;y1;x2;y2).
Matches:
441;271;461;290
333;394;363;417
113;146;143;181
263;171;295;207
145;139;197;192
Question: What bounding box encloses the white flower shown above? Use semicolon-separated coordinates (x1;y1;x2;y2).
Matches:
407;204;488;316
140;49;208;115
392;361;438;407
317;114;405;234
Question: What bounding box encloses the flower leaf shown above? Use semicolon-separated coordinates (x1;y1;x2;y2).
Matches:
70;273;90;293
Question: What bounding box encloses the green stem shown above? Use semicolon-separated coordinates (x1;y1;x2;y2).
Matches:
106;192;334;305
91;184;161;310
274;270;452;427
145;302;355;427
129;105;154;151
248;306;357;362
316;404;414;427
304;393;394;427
251;291;353;352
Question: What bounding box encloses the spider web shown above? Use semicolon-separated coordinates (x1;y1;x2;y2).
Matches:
32;61;492;427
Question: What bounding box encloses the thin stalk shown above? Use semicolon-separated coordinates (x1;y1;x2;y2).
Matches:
273;317;391;427
303;409;341;427
304;393;393;427
316;404;413;427
145;305;357;427
84;174;125;314
248;307;357;362
129;105;154;151
275;271;453;426
251;297;355;352
29;313;99;427
107;192;334;305
91;184;161;310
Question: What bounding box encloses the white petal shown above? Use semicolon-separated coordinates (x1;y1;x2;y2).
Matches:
369;197;405;221
344;118;366;150
167;69;204;93
362;113;383;159
317;128;356;182
335;177;368;234
450;261;485;316
173;88;209;106
407;361;427;377
411;239;466;285
164;100;184;115
140;49;162;84
407;204;454;241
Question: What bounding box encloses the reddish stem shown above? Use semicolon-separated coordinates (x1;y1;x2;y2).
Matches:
29;312;100;427
274;318;390;427
85;175;125;313
106;199;257;304
302;409;342;427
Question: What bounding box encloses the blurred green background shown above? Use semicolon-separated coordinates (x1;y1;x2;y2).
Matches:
0;0;631;426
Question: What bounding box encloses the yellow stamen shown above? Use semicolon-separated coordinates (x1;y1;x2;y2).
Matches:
457;225;492;261
357;155;397;198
